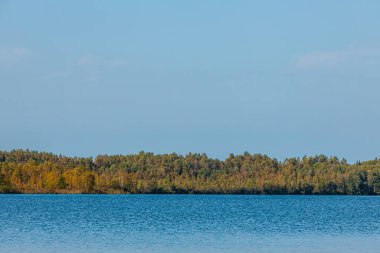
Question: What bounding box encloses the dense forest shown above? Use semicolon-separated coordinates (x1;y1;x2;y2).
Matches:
1;149;380;195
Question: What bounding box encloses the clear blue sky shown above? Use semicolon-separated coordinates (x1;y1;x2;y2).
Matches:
1;0;380;161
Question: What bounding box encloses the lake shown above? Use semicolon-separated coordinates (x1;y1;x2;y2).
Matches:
1;195;379;253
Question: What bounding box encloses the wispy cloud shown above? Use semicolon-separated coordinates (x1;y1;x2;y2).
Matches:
0;47;31;66
295;45;380;70
42;71;73;80
41;55;128;84
76;55;99;66
74;55;128;84
76;55;128;68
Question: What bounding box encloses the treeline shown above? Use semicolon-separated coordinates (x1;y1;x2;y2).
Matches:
1;150;380;194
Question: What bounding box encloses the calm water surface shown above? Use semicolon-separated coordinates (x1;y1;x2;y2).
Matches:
1;195;379;253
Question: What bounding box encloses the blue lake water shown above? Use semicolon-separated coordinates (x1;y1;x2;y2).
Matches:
1;195;379;253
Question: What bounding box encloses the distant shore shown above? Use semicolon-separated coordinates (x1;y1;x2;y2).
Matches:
1;149;379;195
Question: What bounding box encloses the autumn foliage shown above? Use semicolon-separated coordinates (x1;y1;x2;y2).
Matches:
1;150;380;194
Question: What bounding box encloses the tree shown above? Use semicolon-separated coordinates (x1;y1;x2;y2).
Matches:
1;149;380;195
82;172;95;192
